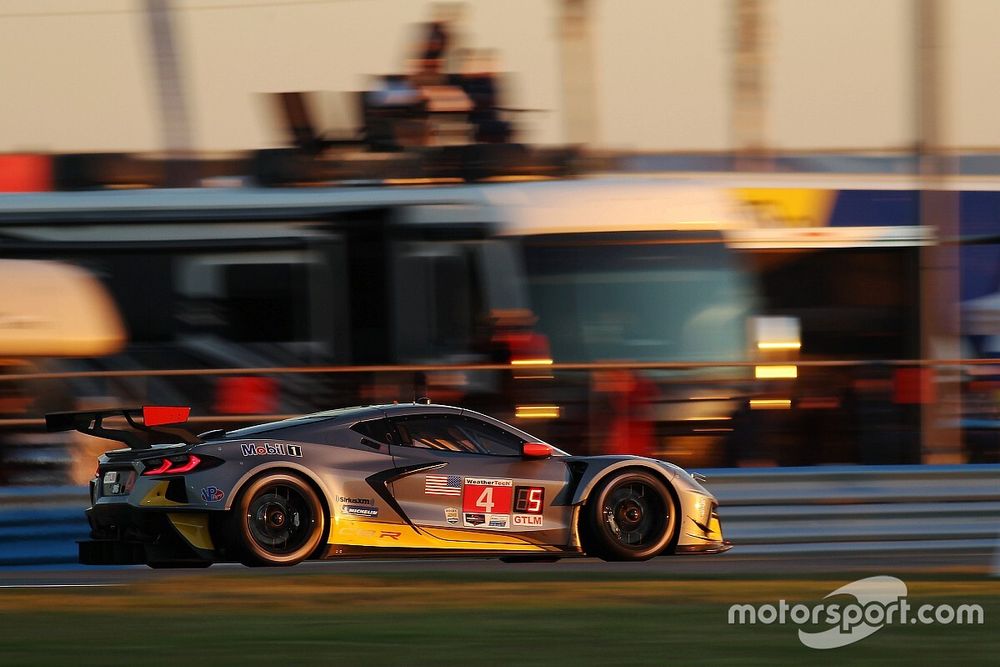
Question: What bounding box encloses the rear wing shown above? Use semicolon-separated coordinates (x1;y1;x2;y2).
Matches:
45;406;199;450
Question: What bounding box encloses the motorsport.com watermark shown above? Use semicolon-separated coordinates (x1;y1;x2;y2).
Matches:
727;576;985;649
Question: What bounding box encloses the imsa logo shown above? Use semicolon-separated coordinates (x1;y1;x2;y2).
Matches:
240;442;303;458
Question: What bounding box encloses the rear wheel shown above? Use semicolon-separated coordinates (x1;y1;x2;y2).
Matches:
580;470;677;561
227;473;326;567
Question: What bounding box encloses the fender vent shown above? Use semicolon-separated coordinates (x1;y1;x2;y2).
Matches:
165;478;189;504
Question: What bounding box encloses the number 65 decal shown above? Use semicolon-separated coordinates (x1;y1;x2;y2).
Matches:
514;486;545;514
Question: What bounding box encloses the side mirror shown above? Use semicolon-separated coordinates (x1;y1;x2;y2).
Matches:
521;442;553;460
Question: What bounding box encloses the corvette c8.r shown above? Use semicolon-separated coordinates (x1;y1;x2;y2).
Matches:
48;402;730;567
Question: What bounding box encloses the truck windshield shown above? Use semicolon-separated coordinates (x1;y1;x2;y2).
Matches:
522;234;753;363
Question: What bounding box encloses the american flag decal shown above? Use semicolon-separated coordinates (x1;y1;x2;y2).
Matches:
424;474;462;496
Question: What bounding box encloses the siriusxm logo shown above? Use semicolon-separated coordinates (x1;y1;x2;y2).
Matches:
240;443;303;458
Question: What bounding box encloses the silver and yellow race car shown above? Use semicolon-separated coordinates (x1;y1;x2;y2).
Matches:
48;402;730;568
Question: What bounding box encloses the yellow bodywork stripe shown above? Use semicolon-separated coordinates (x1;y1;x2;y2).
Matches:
708;516;723;541
167;513;215;551
140;481;184;507
330;518;546;552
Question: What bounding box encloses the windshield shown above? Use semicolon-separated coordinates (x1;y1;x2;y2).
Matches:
522;234;753;363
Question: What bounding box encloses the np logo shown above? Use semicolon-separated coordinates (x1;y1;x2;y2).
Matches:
200;486;224;502
240;443;302;458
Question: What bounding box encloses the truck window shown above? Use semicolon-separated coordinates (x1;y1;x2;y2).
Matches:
392;241;483;360
522;233;754;363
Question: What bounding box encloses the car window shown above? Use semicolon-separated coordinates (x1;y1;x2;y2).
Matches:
392;415;525;456
393;416;480;453
351;418;394;445
458;417;525;456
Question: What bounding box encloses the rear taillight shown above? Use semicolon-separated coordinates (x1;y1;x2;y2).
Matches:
142;453;205;476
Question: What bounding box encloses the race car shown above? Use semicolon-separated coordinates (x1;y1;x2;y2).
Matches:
48;402;730;567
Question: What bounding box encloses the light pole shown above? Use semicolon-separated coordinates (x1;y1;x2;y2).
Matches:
143;0;196;185
915;0;962;463
731;0;768;170
557;0;599;146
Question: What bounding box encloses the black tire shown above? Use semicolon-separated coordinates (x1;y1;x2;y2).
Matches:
226;472;326;567
580;470;677;562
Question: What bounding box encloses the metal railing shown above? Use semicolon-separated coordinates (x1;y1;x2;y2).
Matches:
0;357;997;384
701;464;1000;554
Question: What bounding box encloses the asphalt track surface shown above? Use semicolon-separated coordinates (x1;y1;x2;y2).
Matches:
0;548;994;587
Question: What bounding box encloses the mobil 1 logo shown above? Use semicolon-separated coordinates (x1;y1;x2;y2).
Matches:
240;442;303;458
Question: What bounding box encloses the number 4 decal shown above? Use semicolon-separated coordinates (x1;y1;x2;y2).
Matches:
475;486;495;513
462;478;513;514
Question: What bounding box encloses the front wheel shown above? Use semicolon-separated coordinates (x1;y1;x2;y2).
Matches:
580;470;677;561
226;473;326;567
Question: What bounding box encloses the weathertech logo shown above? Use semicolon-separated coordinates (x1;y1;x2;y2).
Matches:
464;477;513;487
240;443;302;458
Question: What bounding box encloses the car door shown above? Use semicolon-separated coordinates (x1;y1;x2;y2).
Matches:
387;411;574;548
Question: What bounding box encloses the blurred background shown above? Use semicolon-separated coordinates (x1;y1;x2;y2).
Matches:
0;0;997;486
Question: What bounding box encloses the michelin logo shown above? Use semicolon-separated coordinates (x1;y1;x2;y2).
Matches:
342;505;378;518
240;443;303;458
